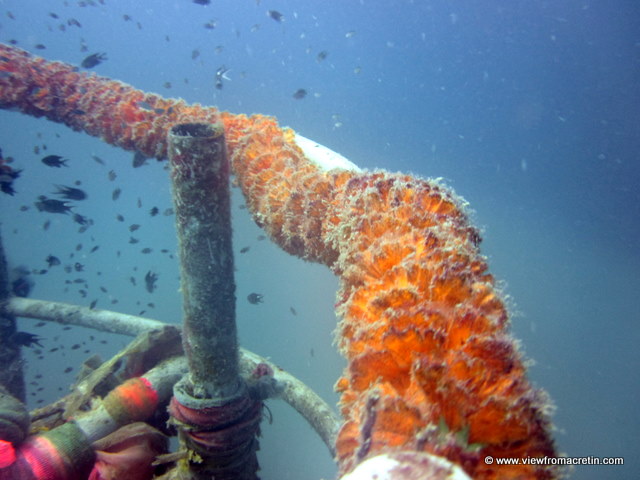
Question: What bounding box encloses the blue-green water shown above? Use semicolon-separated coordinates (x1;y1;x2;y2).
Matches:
1;1;638;479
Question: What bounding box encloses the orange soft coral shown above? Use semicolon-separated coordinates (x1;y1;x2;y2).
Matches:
0;43;559;479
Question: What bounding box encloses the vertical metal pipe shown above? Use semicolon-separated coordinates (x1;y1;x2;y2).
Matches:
168;122;240;401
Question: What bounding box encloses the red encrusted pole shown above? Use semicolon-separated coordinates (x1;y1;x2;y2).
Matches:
167;123;261;480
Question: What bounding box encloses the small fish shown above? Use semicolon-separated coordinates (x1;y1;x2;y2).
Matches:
247;293;264;304
42;220;50;230
35;196;73;214
74;262;84;272
129;224;141;232
108;169;117;181
145;271;158;293
89;299;97;309
67;18;82;28
292;88;307;100
193;0;211;5
149;206;159;216
64;367;73;374
204;20;217;29
0;156;20;194
141;248;152;254
132;151;149;168
240;246;250;254
34;44;47;50
215;65;231;90
91;154;105;165
112;188;121;200
41;155;68;167
81;52;107;69
267;10;284;22
10;331;43;348
46;255;61;267
316;51;328;62
129;237;139;244
72;213;89;225
116;214;125;222
54;184;87;200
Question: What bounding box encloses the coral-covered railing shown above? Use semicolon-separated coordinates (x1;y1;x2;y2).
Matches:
0;44;558;479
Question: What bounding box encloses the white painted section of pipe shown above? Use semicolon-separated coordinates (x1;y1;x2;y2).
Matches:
295;134;361;172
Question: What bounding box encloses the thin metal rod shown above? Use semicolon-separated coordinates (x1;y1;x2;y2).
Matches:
4;297;340;456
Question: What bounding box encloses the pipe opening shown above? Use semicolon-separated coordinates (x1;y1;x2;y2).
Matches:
170;123;217;138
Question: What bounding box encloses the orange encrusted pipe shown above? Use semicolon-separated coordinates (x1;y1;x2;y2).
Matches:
0;44;559;479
